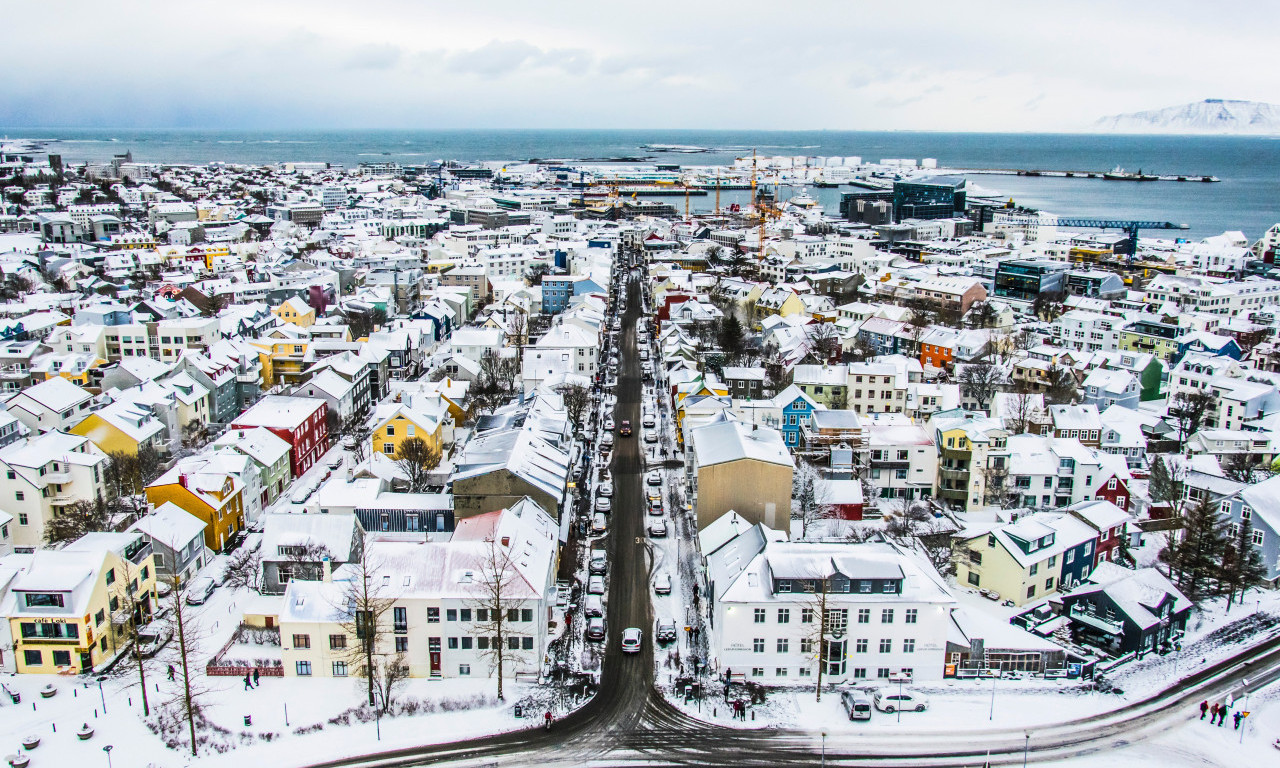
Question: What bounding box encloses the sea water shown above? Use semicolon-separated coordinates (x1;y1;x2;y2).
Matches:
8;128;1279;240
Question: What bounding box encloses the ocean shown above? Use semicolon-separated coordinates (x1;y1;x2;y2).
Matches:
7;128;1279;241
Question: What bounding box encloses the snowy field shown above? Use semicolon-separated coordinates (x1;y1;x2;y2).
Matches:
0;670;536;768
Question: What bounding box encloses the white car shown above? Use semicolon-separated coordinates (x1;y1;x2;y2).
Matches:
600;433;614;448
604;418;616;431
873;689;929;713
184;576;216;606
594;497;612;514
327;455;343;470
588;575;606;595
646;471;662;486
644;431;658;443
135;621;172;657
621;627;642;653
647;518;668;538
592;513;608;534
598;482;614;498
643;416;656;428
653;573;672;595
655;619;677;643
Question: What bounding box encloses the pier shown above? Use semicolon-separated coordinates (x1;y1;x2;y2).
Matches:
949;168;1220;182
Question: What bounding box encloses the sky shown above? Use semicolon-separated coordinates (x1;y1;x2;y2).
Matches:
4;0;1280;132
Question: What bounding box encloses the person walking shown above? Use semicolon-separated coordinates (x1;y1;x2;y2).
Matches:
543;711;553;730
243;673;252;691
1218;704;1227;727
1199;700;1208;720
1233;711;1243;730
1209;702;1220;724
168;664;176;682
252;669;260;687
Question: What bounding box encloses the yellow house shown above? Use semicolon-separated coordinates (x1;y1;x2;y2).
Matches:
371;399;448;459
272;297;316;328
673;378;730;440
250;338;311;387
7;532;158;674
70;400;168;456
146;458;245;551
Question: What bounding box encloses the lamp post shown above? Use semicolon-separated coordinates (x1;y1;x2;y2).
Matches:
1023;731;1030;768
897;675;904;725
821;731;826;768
98;678;107;714
103;745;114;768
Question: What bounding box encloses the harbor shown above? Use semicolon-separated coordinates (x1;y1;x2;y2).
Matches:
948;167;1220;182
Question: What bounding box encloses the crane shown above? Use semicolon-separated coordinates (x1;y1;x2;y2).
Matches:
1051;218;1188;257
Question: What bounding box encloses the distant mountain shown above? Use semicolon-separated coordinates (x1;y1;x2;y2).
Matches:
1093;99;1280;135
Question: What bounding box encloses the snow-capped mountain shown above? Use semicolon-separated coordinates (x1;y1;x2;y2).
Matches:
1094;99;1280;135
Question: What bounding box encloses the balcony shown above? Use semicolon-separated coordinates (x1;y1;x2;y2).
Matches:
939;467;969;483
1068;604;1123;635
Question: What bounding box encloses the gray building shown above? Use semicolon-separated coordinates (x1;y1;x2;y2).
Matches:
259;513;363;595
1224;475;1280;587
128;502;212;583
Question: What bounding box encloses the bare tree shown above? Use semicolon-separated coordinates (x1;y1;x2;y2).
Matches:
557;384;591;436
959;362;1002;410
798;574;839;703
222;546;262;593
807;322;841;364
166;576;209;757
1223;452;1263;484
468;536;530;701
111;579;153;716
337;540;399;707
43;498;110;546
1168;389;1217;443
982;461;1018;509
371;652;410;715
917;518;956;577
1005;390;1039;435
339;414;372;464
508;311;529;367
794;461;833;540
391;436;442;493
1043;363;1078;405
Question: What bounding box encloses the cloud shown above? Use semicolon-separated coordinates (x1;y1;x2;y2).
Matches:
444;40;592;78
343;44;403;71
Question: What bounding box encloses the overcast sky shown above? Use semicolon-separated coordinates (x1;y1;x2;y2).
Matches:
4;0;1278;131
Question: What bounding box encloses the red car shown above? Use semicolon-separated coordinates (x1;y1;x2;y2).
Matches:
619;420;633;436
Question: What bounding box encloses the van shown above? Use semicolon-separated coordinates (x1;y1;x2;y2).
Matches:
841;691;873;721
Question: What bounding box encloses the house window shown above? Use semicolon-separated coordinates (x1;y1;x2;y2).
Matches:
459;664;470;675
1045;577;1055;590
1066;550;1074;564
296;661;312;676
777;609;790;623
23;650;41;667
1026;585;1036;599
448;637;459;649
460;608;471;621
332;661;348;677
427;607;440;623
857;608;870;624
879;638;892;653
329;634;346;650
855;639;868;653
801;608;814;623
1253;530;1265;546
1030;563;1039;576
967;572;981;586
395;636;408;652
776;639;789;653
292;634;310;649
903;639;916;653
753;608;766;623
753;638;765;653
386;426;395;436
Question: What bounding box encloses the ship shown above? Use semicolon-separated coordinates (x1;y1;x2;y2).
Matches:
1103;167;1158;181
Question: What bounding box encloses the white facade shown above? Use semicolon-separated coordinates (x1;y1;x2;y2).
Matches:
708;538;954;685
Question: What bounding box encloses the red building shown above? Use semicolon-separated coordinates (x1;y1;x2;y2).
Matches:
230;395;328;478
1065;497;1135;566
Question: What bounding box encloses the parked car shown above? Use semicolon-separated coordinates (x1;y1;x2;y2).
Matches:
653;573;672;595
588;575;606;595
604;417;616;431
595;497;612;513
655;619;677;643
643;416;656;428
979;589;1001;601
589;550;608;575
586;616;606;641
598;482;613;498
646;471;662;486
644;430;658;443
184;576;216;605
584;595;604;618
621;627;642;653
648;500;663;516
592;513;608;534
290;484;313;504
873;689;929;713
327;455;343;470
841;691;873;721
600;433;614;449
647;518;668;538
135;621;173;657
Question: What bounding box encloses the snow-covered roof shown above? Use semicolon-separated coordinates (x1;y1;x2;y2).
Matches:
691;419;794;469
129;502;208;549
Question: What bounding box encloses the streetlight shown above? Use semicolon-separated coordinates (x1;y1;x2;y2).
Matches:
102;745;114;768
98;678;107;714
1023;731;1030;768
821;731;826;768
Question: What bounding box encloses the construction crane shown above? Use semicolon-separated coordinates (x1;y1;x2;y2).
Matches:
1051;218;1188;257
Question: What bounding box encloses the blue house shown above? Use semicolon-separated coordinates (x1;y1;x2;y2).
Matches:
773;385;823;449
542;275;605;314
1174;332;1242;365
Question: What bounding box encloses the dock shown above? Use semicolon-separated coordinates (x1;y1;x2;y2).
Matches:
949;168;1220;183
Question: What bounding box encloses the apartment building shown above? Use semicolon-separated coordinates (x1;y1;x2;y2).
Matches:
0;431;109;551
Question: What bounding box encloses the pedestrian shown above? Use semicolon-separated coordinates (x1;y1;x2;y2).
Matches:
243;673;252;691
1199;700;1208;720
1209;702;1219;724
1233;711;1243;730
168;664;176;682
252;668;260;687
1218;705;1226;727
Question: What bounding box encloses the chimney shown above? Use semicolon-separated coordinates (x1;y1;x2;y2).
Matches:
178;473;187;489
501;536;510;547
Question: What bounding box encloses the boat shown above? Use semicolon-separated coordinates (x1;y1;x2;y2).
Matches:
788;193;820;209
813;178;840;188
1103;167;1158;181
